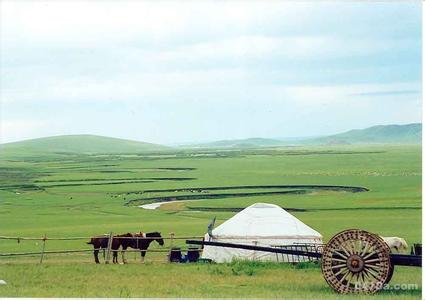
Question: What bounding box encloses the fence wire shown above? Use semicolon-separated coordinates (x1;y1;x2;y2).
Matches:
0;234;204;263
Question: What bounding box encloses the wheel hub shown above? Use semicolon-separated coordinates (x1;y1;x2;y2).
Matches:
347;254;364;273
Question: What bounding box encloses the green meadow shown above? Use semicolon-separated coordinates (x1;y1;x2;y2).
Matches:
0;144;421;298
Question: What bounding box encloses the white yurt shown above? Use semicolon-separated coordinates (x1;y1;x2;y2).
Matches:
201;203;322;263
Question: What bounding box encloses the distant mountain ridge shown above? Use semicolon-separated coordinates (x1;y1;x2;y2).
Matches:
0;135;168;154
311;123;421;145
184;123;422;148
0;123;421;154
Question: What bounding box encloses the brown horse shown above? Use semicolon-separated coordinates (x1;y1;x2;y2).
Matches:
87;232;164;264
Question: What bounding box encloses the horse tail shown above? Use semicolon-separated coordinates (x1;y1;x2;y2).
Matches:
87;238;94;245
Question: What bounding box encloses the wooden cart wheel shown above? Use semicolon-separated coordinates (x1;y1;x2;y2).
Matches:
384;262;394;284
321;229;391;294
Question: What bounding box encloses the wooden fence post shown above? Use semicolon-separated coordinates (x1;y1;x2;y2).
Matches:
105;232;113;264
39;234;47;264
168;232;175;262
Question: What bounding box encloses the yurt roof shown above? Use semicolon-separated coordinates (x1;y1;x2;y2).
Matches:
211;203;322;239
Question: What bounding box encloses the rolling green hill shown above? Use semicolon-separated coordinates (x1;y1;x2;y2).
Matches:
311;123;421;145
0;135;168;154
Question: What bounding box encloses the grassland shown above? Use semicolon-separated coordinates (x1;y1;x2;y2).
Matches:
0;144;421;298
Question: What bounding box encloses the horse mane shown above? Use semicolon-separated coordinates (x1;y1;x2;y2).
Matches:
146;231;161;237
116;232;133;237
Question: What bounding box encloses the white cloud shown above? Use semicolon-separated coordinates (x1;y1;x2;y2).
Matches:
1;1;309;48
0;1;420;143
145;34;418;76
1;60;420;107
2;1;417;51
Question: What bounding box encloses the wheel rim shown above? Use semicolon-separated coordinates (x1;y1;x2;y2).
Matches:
321;229;390;294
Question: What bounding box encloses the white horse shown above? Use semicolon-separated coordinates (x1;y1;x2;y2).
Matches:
381;237;409;254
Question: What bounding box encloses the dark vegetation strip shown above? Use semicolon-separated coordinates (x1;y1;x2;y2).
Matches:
126;190;309;205
96;170;132;173
186;206;421;213
35;177;194;183
47;166;195;171
122;184;369;195
39;177;195;188
40;181;153;188
49;169;133;173
46;164;119;169
0;184;44;191
151;167;196;170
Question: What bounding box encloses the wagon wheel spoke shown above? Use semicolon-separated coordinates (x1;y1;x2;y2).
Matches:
362;247;378;260
344;241;355;255
346;273;359;288
340;244;351;258
358;240;364;254
360;241;370;256
364;258;384;264
363;268;380;281
345;271;355;287
359;240;364;254
364;263;382;278
334;250;348;259
334;266;349;277
354;272;362;285
351;240;358;255
331;263;347;269
332;257;348;263
361;270;372;282
365;263;385;271
340;270;351;283
364;265;380;276
359;270;366;283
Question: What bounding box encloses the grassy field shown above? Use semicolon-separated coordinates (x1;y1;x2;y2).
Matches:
0;144;421;298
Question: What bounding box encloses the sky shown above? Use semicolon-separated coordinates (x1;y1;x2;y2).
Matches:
0;1;422;145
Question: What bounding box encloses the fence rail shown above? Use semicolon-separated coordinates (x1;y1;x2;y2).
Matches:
0;235;203;241
0;233;204;263
0;248;202;257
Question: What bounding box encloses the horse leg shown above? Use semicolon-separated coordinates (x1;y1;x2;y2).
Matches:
141;250;146;263
111;238;120;264
94;249;100;264
113;250;118;264
122;246;128;264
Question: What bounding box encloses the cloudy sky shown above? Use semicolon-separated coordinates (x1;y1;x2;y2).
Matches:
0;1;421;144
